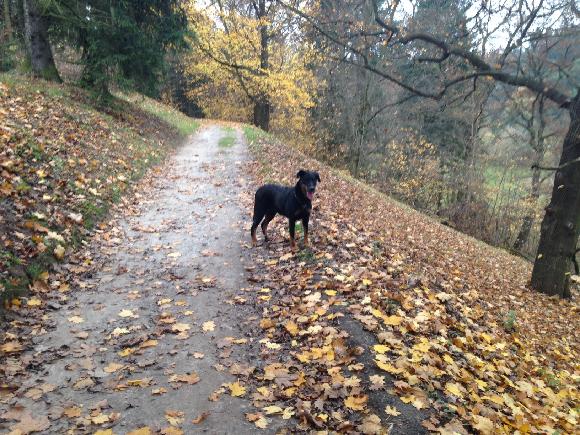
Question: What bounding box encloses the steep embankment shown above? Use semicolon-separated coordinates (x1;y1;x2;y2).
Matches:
241;127;578;433
0;73;197;302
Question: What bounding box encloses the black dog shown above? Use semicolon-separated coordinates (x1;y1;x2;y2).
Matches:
251;170;320;249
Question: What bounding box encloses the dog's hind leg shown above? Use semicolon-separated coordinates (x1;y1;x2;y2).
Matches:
261;212;275;241
251;207;265;246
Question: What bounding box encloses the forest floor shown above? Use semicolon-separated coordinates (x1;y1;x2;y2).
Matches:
1;75;578;434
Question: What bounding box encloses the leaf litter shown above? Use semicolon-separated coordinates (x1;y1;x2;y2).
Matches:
238;132;579;433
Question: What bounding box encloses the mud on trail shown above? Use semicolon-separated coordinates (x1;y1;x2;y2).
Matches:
0;125;267;434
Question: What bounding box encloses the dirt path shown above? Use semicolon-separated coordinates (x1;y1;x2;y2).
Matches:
1;125;264;434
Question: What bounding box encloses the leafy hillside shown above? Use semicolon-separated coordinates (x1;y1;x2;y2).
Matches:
0;73;198;302
242;127;578;433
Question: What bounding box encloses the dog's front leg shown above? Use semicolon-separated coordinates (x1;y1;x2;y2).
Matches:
289;219;297;251
302;217;309;247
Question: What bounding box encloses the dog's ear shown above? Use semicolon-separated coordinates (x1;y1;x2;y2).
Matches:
296;170;306;179
315;172;321;182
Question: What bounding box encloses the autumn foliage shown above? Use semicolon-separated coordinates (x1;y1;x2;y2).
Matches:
184;3;318;136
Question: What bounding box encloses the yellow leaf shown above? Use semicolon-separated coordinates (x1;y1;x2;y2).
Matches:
260;318;274;329
375;360;401;374
127;428;151;435
53;244;65;260
68;315;84;324
91;413;110;424
112;327;130;336
94;430;114;435
373;344;389;354
119;309;138;318
383;315;403;326
284;321;299;336
385;405;401;416
139;339;158;348
282;407;294;420
445;382;464;398
324;290;337;296
254;416;268;429
27;297;42;307
104;363;124;373
472;415;495;434
344;395;367;411
202;321;215;332
263;406;283;415
119;347;135;357
227;381;246;397
0;341;23;353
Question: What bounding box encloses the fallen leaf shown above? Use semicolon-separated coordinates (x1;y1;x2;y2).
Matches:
68;315;84;324
202;321;215;332
192;411;210;424
226;381;246;397
344;394;368;411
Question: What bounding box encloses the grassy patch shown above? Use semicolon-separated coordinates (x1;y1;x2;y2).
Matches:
118;92;199;137
219;128;236;148
243;125;268;144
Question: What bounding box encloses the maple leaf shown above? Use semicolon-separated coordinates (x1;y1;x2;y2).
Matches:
263;406;283;415
165;410;184;426
358;414;382;434
68;315;84;323
369;374;385;390
226;381;246;397
169;373;200;385
104;362;124;373
385;405;401;416
112;327;130;336
282;407;295;420
63;406;82;418
53;244;65;260
139;339;158;348
202;321;215;332
91;413;110;424
0;341;23;353
472;415;495;434
344;394;368;411
445;382;465;398
26;297;42;307
284;320;299;336
119;309;138;318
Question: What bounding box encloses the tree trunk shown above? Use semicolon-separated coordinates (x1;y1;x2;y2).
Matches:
253;100;270;131
253;0;270;131
23;0;61;81
3;0;12;41
530;92;580;298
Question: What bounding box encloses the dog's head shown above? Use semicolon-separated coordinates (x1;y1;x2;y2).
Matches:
296;169;321;201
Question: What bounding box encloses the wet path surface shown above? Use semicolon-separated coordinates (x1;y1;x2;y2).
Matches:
2;126;263;434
